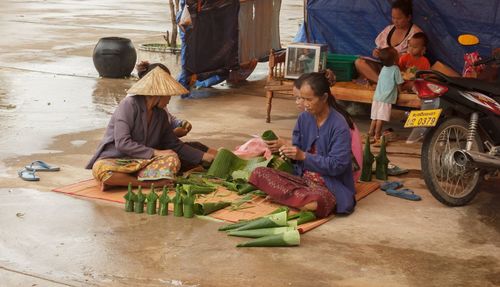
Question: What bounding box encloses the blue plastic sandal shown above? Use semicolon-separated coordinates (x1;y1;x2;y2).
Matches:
18;168;40;181
384;188;421;201
380;181;403;191
25;160;60;172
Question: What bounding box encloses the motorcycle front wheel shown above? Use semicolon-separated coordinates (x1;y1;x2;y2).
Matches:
421;117;483;206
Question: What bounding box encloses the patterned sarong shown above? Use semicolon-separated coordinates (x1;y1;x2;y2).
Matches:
92;154;180;182
249;167;336;218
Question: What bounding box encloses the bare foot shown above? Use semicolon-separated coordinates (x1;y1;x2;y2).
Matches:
301;201;318;211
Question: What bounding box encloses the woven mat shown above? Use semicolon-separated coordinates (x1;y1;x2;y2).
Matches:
52;179;379;233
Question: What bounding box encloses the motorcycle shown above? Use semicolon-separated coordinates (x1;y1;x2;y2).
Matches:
405;37;500;206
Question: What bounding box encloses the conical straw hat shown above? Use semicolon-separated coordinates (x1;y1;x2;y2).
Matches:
127;66;188;96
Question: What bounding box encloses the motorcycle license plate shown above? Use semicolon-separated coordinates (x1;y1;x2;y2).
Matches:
404;109;442;128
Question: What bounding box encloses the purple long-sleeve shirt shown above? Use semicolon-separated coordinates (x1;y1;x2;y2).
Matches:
86;95;203;169
292;108;356;214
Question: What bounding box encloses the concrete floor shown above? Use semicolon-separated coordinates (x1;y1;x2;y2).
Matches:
0;0;499;286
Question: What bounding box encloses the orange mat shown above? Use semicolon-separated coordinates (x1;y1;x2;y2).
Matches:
52;179;379;233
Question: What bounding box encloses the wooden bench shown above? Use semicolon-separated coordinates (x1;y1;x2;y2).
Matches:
264;50;421;123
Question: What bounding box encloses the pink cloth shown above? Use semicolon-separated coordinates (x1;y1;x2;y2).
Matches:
351;124;363;182
233;137;273;159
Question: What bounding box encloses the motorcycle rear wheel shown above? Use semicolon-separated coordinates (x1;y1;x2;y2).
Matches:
421;117;483;206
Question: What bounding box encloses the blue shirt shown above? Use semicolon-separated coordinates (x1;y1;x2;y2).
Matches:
292;108;356;214
374;65;404;104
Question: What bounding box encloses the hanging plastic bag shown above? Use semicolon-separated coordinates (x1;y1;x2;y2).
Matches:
179;5;192;32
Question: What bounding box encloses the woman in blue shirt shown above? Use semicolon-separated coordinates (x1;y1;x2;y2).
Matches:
249;73;356;217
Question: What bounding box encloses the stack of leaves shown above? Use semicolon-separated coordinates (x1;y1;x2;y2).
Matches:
207;148;272;180
219;210;301;247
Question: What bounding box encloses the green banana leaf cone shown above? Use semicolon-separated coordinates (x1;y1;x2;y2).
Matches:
235;211;288;231
183;191;195;218
261;130;278;141
134;186;146;214
236;230;300;247
218;220;251;231
194;201;231;215
297;211;317;225
229;226;295;238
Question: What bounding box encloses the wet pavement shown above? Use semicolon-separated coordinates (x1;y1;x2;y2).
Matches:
0;0;499;286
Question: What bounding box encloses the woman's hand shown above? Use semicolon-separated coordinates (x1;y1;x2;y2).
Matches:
202;152;215;164
173;127;189;138
264;138;287;153
372;48;380;58
279;145;306;161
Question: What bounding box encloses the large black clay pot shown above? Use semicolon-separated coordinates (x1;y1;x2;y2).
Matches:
93;37;137;78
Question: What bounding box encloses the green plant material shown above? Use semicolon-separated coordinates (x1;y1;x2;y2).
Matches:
124;183;136;212
159;186;171;216
261;130;278;141
251;190;267;197
207;148;271;179
231;170;250;181
287;220;298;228
375;136;389;180
183;191;195;218
297;211;317;225
230;193;254;210
270;156;294;173
134;186;146;214
229;226;295;238
218;220;252;231
173;185;183;217
236;230;300;247
146;184;159;215
194;201;231;215
221;181;238;192
235;211;288;231
236;183;257;195
360;134;375;182
182;184;216;195
269;206;290;215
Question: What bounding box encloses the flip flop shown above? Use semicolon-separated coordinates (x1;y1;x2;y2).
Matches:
387;163;409;176
384;188;421;201
380;181;403;191
25;160;60;172
18;168;40;181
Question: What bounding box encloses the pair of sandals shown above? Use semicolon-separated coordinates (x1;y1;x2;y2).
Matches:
18;160;60;181
380;181;421;201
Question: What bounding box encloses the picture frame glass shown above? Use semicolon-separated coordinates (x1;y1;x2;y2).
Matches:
286;47;317;78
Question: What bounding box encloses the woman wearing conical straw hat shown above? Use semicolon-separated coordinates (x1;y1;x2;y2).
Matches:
86;66;216;191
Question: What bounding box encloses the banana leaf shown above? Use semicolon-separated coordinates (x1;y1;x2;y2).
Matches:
375;136;389;180
158;186;170;216
236;230;300;247
207;148;271;179
194;201;231;215
146;184;158;215
271;156;294;174
134;186;146;214
236;183;257;195
173;185;183;217
221;181;238;192
183;191;195;218
123;183;136;212
218;220;251;231
182;184;216;195
235;211;288;231
269;206;289;215
229;226;295;238
231;170;250;181
261;130;278;141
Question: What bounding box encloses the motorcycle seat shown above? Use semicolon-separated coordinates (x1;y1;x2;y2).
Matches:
448;77;500;96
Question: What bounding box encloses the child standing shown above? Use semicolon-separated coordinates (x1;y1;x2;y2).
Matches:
369;47;404;145
399;32;431;91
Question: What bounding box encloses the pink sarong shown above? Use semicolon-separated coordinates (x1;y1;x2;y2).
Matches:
249;167;336;218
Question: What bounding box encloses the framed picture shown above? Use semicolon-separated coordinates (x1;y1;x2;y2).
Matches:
284;43;328;79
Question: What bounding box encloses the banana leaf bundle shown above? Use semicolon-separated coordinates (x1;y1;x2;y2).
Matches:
228;226;296;238
375;136;389;180
146;184;158;215
207;148;271;179
287;211;316;225
182;184;216;195
270;156;294;174
173;185;183;217
218;208;289;231
360;134;374;182
158;186;170;216
236;183;257;195
134;186;146;214
194;201;231;215
183;190;195;218
236;230;300;247
123;183;136;212
261;130;278;141
234;211;288;231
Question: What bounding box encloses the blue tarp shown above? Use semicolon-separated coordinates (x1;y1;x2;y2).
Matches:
295;0;500;72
